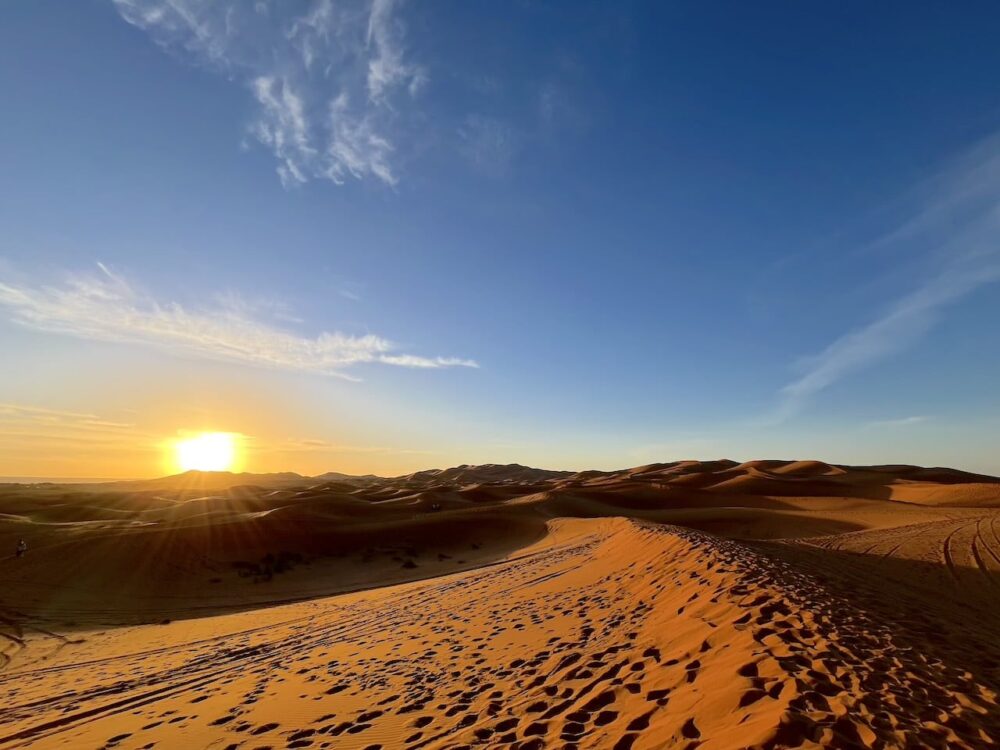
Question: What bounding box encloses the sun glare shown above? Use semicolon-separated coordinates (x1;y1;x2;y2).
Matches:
174;432;240;472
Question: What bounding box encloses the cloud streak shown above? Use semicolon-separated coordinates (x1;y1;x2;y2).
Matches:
776;132;1000;419
458;114;519;178
254;437;389;455
0;265;477;378
113;0;424;187
0;402;159;455
865;416;928;429
0;403;138;432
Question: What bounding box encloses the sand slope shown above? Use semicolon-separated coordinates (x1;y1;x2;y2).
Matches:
0;461;998;749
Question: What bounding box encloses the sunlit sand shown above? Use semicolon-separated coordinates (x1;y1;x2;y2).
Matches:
1;460;999;748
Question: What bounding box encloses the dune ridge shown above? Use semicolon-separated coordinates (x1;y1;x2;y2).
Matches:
0;460;998;748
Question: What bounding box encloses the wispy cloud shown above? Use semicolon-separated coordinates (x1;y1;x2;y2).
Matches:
458;114;519;178
113;0;424;187
0;403;137;432
247;435;434;458
254;437;387;454
775;132;1000;419
338;285;363;302
0;265;477;378
366;0;426;101
865;416;928;429
0;402;158;452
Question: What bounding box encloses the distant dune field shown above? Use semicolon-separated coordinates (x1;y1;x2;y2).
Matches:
0;460;999;749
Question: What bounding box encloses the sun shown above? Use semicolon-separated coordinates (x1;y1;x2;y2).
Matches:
174;432;240;472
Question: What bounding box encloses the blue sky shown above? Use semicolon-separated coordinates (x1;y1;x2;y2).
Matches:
1;1;999;477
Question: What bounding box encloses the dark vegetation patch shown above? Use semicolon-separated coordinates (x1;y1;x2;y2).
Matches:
233;551;306;583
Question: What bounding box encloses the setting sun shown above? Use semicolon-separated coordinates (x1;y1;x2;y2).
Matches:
174;432;240;472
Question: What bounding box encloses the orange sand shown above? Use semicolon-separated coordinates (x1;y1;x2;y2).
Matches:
0;460;998;749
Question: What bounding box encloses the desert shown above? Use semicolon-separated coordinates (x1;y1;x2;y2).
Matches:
1;460;998;749
4;3;1000;748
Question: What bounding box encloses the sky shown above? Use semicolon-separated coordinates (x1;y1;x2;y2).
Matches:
1;1;1000;478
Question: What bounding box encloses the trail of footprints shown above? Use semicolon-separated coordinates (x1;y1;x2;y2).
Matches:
1;520;998;749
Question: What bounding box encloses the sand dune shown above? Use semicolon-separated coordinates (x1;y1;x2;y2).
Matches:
0;460;998;748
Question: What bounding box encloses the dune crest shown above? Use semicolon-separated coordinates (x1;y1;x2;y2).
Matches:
0;460;998;748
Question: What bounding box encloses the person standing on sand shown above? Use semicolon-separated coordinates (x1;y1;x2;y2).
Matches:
15;539;27;559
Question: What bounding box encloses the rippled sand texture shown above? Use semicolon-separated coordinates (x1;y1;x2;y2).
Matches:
1;460;998;749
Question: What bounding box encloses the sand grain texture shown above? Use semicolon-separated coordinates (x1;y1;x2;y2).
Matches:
0;460;998;749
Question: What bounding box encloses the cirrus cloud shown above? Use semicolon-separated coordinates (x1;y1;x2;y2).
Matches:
0;264;477;379
112;0;425;187
775;131;1000;420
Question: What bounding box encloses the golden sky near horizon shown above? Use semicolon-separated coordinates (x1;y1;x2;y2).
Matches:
3;329;999;480
0;405;442;479
0;353;600;478
0;399;445;479
3;382;999;479
0;341;647;479
0;354;441;478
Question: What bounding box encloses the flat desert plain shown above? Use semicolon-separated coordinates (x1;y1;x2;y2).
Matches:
1;460;999;749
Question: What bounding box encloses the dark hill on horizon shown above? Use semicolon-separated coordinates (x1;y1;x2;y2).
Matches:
5;460;999;495
3;458;1000;748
